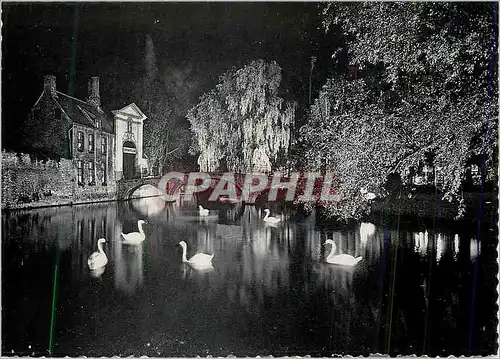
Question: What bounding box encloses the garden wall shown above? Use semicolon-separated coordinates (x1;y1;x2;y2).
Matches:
1;151;116;210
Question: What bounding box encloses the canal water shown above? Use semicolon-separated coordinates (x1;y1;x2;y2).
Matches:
2;195;498;357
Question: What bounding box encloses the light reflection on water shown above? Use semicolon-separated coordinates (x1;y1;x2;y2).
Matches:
1;197;496;357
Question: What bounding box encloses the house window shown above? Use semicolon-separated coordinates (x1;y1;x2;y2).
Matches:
101;162;107;185
101;136;107;155
88;162;95;185
88;134;94;153
127;119;133;133
77;132;84;152
77;160;84;184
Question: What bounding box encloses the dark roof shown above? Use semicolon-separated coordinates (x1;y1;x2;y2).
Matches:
55;92;114;133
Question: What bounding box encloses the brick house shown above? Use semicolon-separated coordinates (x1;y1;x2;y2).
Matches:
26;75;148;198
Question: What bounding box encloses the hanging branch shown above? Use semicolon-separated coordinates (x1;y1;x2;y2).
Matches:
187;60;296;172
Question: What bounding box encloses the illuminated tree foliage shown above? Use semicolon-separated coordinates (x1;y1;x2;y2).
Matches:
187;60;296;172
301;2;497;220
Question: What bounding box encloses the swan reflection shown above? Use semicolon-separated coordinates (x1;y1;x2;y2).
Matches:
180;262;214;281
217;208;292;310
114;224;144;294
311;261;355;299
89;266;106;278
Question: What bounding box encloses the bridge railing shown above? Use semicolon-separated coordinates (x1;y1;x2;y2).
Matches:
156;171;335;204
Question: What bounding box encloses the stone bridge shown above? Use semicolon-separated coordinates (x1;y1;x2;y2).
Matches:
116;174;263;203
116;177;163;200
116;172;327;204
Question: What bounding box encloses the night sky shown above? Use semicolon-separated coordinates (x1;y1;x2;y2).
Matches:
2;2;341;152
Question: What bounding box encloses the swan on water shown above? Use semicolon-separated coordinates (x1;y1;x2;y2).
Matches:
263;209;280;224
121;220;147;245
199;205;209;216
88;238;108;270
324;239;362;267
179;240;214;268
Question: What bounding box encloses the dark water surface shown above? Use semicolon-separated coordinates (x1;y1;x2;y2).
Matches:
2;197;498;356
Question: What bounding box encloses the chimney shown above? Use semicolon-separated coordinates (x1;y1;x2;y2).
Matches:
87;77;101;108
44;75;57;97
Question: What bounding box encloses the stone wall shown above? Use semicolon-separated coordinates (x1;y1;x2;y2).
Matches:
2;151;117;210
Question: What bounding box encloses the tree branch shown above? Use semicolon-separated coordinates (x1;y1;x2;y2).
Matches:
390;142;438;173
165;147;180;156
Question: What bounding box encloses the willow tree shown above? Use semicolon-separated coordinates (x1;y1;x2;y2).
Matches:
187;60;296;172
300;2;498;220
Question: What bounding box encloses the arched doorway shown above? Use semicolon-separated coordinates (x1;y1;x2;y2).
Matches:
123;141;136;180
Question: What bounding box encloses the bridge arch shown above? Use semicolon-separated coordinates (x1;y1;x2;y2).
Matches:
116;177;161;200
125;183;160;200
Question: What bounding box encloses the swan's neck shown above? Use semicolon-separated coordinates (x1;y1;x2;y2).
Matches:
327;243;337;260
138;222;145;236
97;241;104;253
181;245;188;262
264;211;269;220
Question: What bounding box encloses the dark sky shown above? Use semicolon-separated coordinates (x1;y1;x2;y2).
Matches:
2;2;340;151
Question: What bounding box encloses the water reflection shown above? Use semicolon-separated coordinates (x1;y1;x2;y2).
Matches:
414;230;429;256
312;262;355;296
90;266;106;279
454;234;460;257
1;200;496;356
131;196;166;217
413;231;481;262
470;237;481;261
212;206;293;310
130;185;167;218
180;262;215;280
359;222;376;245
114;223;144;294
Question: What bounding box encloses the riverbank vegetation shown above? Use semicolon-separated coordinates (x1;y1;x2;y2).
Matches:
182;2;497;221
299;2;498;220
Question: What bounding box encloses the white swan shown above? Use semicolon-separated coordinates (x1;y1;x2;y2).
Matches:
360;188;376;200
365;192;376;200
324;239;362;266
88;238;108;270
198;205;209;216
263;209;280;224
121;220;147;245
179;241;214;268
